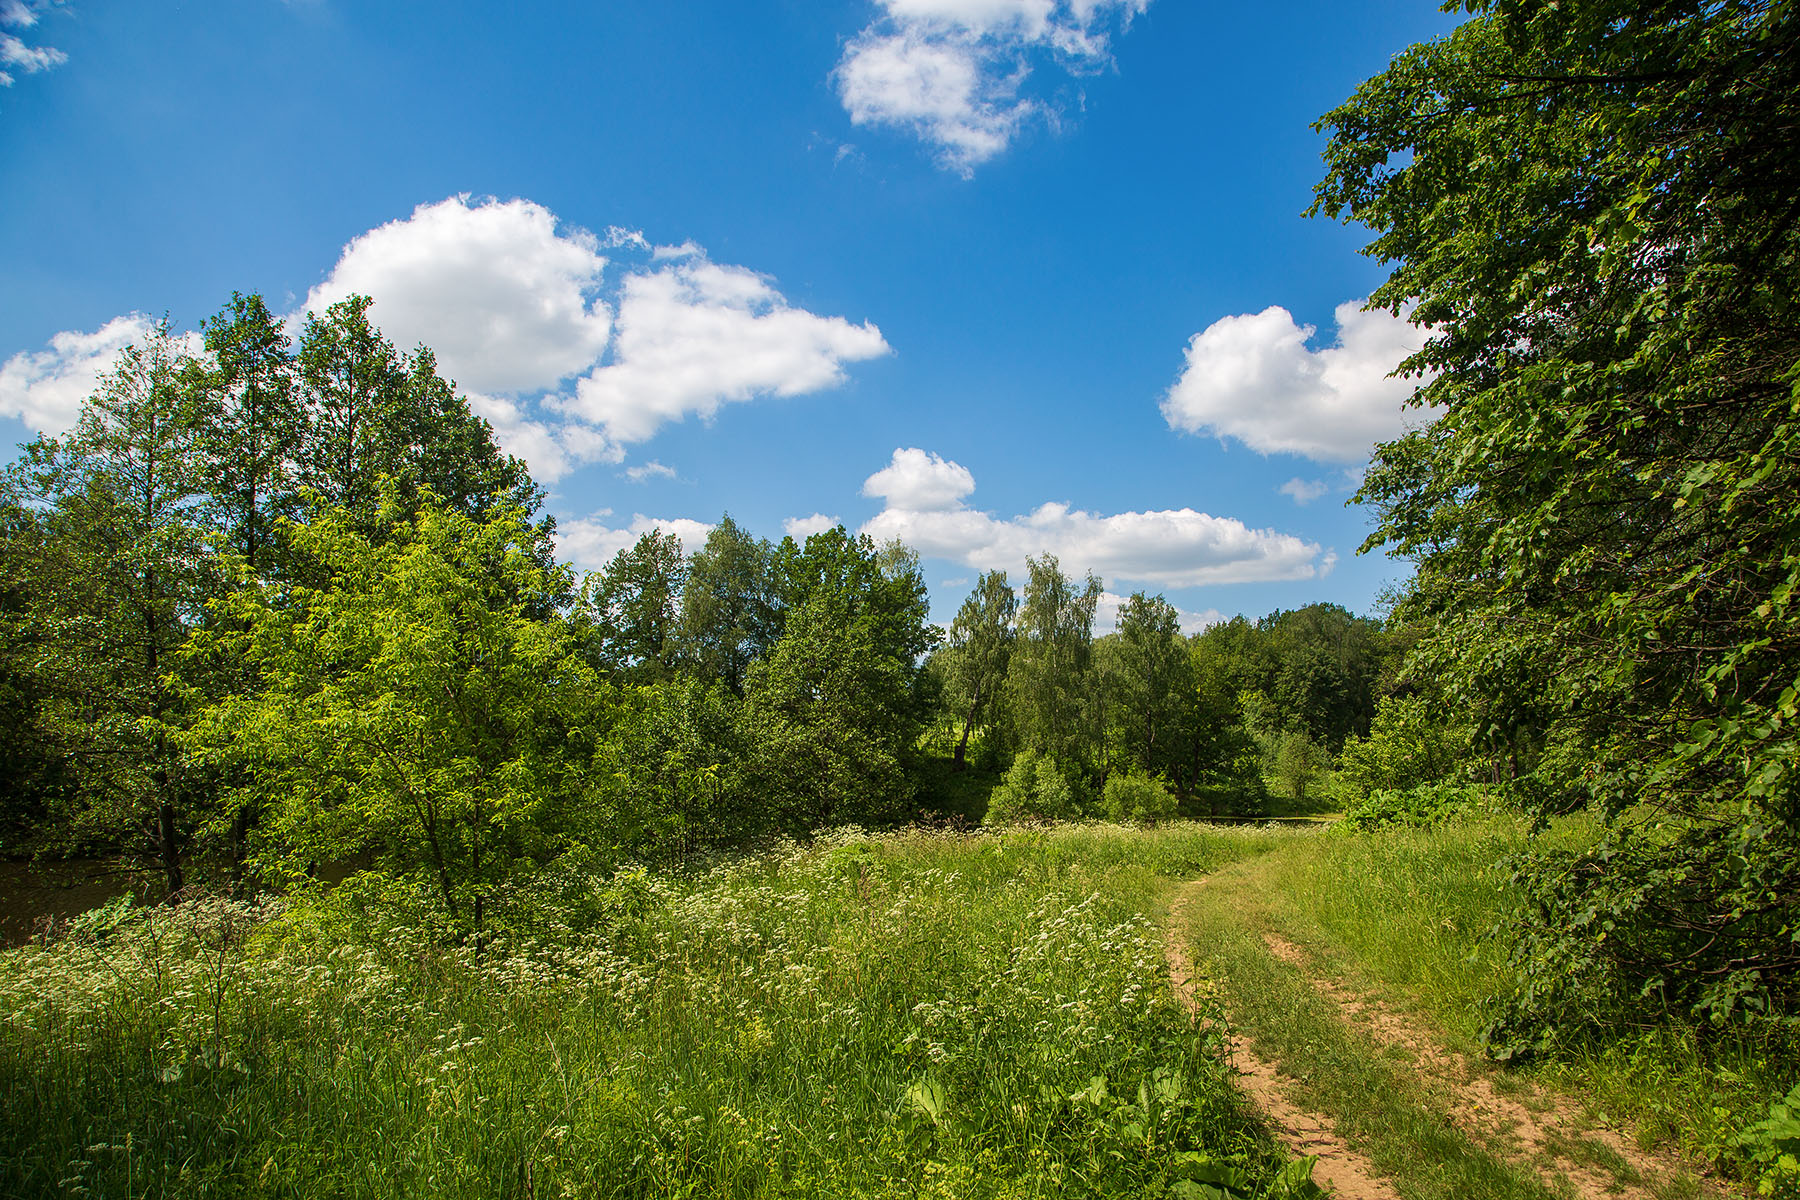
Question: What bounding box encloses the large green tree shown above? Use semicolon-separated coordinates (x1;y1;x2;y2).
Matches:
0;496;77;854
8;324;213;890
584;529;689;684
1106;592;1196;784
296;295;407;519
1315;0;1800;1037
188;492;606;931
295;295;545;543
193;292;303;578
942;569;1017;771
675;515;776;695
743;527;938;830
1006;556;1102;771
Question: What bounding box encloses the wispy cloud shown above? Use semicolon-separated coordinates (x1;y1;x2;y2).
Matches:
834;0;1149;175
1;0;69;88
1279;477;1330;505
624;460;677;484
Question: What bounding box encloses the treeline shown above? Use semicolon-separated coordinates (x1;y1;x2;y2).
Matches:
0;288;1417;932
0;295;546;894
929;567;1403;820
0;293;950;927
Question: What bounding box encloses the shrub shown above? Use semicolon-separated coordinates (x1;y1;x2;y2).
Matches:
1338;780;1480;831
1100;772;1177;823
984;750;1077;824
1331;693;1468;804
1738;1086;1800;1200
1482;823;1800;1060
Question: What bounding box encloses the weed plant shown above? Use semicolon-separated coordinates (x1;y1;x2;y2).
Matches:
0;823;1299;1199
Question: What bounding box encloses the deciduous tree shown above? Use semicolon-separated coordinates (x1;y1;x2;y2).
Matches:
1314;0;1800;1036
9;323;212;890
1006;556;1101;771
942;570;1016;771
189;491;607;932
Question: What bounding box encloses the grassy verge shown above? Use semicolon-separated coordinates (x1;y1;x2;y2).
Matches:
1183;850;1589;1200
1;823;1294;1200
1239;815;1797;1188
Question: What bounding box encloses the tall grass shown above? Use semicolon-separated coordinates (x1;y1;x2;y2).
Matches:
0;824;1292;1200
1253;814;1540;1030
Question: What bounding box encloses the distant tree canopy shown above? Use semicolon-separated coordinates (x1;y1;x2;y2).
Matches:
1315;0;1800;1039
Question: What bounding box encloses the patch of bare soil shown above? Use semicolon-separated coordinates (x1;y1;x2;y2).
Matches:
1166;884;1399;1200
1254;931;1728;1200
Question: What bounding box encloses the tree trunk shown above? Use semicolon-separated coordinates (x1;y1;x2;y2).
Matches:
953;684;983;772
228;801;255;893
157;798;185;896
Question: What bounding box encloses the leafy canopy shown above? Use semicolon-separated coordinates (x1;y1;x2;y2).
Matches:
1314;0;1800;1035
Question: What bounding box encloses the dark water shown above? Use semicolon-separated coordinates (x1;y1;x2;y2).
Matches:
1197;815;1337;825
0;859;165;947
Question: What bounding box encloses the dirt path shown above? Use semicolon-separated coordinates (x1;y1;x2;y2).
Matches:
1166;882;1399;1200
1169;871;1731;1200
1254;929;1713;1200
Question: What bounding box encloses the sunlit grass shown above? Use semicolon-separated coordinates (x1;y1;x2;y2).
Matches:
0;823;1292;1200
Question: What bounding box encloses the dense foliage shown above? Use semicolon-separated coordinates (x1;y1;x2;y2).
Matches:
1314;0;1800;1044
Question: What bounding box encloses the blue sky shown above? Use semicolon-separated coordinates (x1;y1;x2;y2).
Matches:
0;0;1459;629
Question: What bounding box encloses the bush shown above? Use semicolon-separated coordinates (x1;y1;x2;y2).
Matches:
1739;1086;1800;1200
1100;772;1177;823
1481;822;1800;1061
984;750;1077;824
1338;780;1480;831
1331;693;1468;804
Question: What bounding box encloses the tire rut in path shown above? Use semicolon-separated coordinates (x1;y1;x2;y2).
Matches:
1165;881;1399;1200
1254;930;1724;1200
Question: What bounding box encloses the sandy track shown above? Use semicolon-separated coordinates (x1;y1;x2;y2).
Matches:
1166;874;1731;1200
1255;930;1724;1200
1166;883;1398;1200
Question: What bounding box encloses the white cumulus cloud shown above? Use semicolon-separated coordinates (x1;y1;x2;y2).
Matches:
862;447;975;511
0;314;166;434
1162;300;1429;463
463;391;621;486
834;0;1148;175
2;197;890;492
784;512;841;540
556;512;715;575
304;195;613;397
559;253;889;445
859;449;1324;588
1092;591;1223;636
